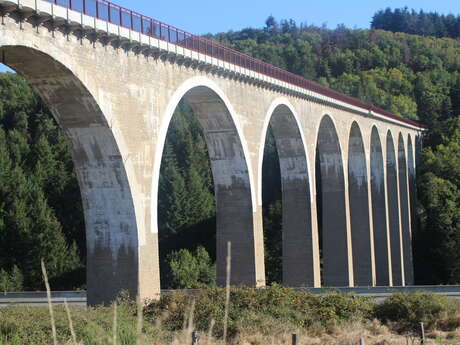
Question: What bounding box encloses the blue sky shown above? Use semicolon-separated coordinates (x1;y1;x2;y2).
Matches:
1;0;459;73
114;0;459;35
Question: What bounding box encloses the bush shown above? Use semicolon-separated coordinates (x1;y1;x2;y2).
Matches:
167;246;216;289
374;292;454;333
144;285;374;339
0;266;23;292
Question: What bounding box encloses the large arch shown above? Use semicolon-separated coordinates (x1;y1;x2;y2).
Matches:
316;115;349;286
1;45;139;305
348;122;372;286
386;131;403;285
262;102;314;286
370;127;390;285
154;78;264;287
399;134;413;285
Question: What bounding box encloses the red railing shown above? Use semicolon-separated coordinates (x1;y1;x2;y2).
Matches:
45;0;425;129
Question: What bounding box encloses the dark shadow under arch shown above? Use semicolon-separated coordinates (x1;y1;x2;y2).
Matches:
348;122;372;286
316;115;349;286
387;131;402;285
370;127;390;285
1;45;138;305
399;134;413;285
262;104;314;286
159;85;259;287
408;135;417;238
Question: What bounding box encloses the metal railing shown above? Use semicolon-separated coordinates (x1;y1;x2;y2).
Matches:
44;0;424;128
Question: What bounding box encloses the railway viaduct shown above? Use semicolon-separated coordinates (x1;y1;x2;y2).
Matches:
0;0;425;305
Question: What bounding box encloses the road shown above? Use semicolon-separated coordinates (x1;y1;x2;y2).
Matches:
2;286;460;307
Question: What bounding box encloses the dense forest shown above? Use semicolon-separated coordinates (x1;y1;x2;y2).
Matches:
371;8;460;39
0;8;459;290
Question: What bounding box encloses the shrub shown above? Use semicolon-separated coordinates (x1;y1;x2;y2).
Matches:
144;285;374;339
167;246;216;289
0;266;23;292
374;291;453;333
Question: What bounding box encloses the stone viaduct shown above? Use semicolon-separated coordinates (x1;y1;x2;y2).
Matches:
0;0;425;305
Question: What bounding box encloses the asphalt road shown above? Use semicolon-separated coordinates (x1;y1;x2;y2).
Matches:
2;286;460;307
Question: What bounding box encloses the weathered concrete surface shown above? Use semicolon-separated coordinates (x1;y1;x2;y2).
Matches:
386;132;403;286
370;127;391;286
268;104;316;287
399;134;414;285
316;115;350;287
348;122;372;286
0;8;423;304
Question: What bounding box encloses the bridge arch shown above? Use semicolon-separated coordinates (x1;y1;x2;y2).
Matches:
370;126;390;285
153;76;264;287
407;134;417;243
315;114;350;286
0;45;140;305
386;130;403;285
348;122;372;286
259;99;317;286
398;133;413;284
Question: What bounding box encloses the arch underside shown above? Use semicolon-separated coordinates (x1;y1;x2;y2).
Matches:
316;116;349;286
1;45;139;305
387;132;403;285
399;134;413;285
370;127;390;285
348;123;372;286
182;86;260;286
268;105;314;286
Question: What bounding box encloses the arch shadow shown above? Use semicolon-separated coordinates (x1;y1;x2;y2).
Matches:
387;131;403;285
370;127;390;285
316;115;349;286
154;80;263;287
1;45;139;305
262;102;314;286
348;122;372;286
399;133;413;285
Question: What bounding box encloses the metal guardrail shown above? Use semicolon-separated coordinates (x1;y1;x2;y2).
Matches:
2;286;460;307
32;0;425;129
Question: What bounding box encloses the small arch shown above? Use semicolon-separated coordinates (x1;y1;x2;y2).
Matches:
386;131;403;285
154;79;264;287
348;122;372;286
407;135;417;238
370;127;390;285
316;115;349;286
399;133;413;285
262;102;314;286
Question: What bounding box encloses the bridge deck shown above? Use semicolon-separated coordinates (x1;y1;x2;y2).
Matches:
0;0;425;130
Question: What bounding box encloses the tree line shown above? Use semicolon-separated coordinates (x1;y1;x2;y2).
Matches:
371;8;460;39
0;10;459;290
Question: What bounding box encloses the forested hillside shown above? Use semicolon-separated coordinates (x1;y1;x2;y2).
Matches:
0;12;459;290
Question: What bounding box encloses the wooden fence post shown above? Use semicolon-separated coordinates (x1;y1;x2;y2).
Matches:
420;322;425;344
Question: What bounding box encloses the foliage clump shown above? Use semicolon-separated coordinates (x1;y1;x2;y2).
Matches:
145;285;373;339
374;291;460;334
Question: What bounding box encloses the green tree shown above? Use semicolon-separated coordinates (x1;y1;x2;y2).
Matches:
167;246;216;289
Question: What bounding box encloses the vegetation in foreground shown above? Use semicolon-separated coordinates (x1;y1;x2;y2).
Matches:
1;288;460;344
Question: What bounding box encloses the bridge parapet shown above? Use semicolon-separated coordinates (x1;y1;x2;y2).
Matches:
0;0;426;131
